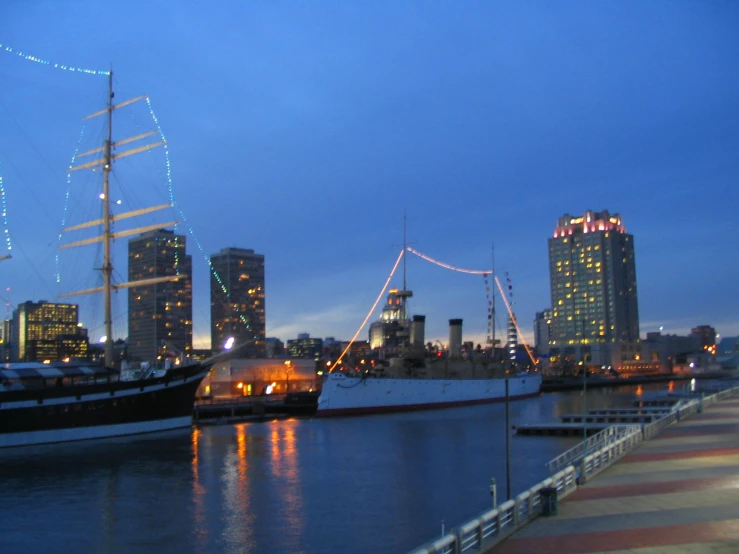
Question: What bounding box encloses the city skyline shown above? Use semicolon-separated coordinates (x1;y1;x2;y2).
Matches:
1;2;738;350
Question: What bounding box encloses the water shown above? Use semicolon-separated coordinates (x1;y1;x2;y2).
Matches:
0;384;669;554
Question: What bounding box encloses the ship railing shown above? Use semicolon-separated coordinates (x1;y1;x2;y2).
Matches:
547;424;639;474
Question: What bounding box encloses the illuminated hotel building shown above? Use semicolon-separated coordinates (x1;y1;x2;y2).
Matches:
210;247;265;355
548;210;639;367
128;229;192;362
12;301;88;361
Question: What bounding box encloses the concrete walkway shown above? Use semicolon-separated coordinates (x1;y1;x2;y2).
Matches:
493;396;739;553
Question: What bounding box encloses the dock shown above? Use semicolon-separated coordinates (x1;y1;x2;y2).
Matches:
193;390;319;423
515;404;676;436
513;423;609;436
559;413;662;424
586;407;671;415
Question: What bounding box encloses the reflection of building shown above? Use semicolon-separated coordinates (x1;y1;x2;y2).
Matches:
200;358;316;398
287;333;323;359
548;210;640;369
210;247;265;355
128;229;192;363
12;301;88;361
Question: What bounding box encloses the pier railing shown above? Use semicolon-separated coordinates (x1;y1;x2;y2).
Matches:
579;425;643;483
547;424;640;474
408;467;577;554
406;382;739;554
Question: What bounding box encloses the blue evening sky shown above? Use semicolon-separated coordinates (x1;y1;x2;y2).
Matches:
1;1;738;349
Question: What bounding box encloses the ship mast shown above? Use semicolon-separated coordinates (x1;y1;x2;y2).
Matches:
398;212;413;323
102;71;114;366
491;243;495;353
402;212;407;293
61;72;182;368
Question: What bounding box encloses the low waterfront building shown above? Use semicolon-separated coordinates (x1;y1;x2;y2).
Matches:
199;358;317;398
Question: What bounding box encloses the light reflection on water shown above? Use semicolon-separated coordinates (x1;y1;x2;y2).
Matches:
221;425;255;553
0;384;678;554
191;427;208;551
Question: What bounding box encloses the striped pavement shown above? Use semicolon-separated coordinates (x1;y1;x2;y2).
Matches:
492;396;739;553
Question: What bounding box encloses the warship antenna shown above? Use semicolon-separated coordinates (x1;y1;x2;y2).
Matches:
403;212;407;292
492;243;496;352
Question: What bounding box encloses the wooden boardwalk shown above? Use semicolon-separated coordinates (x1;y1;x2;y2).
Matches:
491;395;739;553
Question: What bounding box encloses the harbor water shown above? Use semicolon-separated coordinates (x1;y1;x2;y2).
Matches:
0;383;677;554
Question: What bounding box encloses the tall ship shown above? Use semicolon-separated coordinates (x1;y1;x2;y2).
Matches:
0;72;211;448
317;254;542;416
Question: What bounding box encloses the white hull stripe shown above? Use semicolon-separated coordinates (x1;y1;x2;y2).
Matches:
317;374;542;411
0;416;193;448
0;370;208;410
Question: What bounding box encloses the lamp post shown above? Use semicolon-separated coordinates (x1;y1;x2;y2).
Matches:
581;319;588;446
582;360;587;445
505;376;511;500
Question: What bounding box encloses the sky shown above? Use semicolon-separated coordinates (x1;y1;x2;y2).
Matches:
1;1;738;351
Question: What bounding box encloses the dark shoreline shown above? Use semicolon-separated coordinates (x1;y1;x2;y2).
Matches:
541;371;732;392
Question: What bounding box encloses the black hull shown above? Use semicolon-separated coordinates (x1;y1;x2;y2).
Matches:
0;364;208;446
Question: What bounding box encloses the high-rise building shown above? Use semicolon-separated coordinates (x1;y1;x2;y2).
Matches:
210;247;265;355
127;229;192;362
12;300;88;361
548;210;639;366
533;310;552;352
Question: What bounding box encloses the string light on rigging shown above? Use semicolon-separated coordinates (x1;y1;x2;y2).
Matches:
404;246;538;369
0;162;12;257
406;246;490;275
329;248;405;372
0;43;109;75
57;126;86;283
